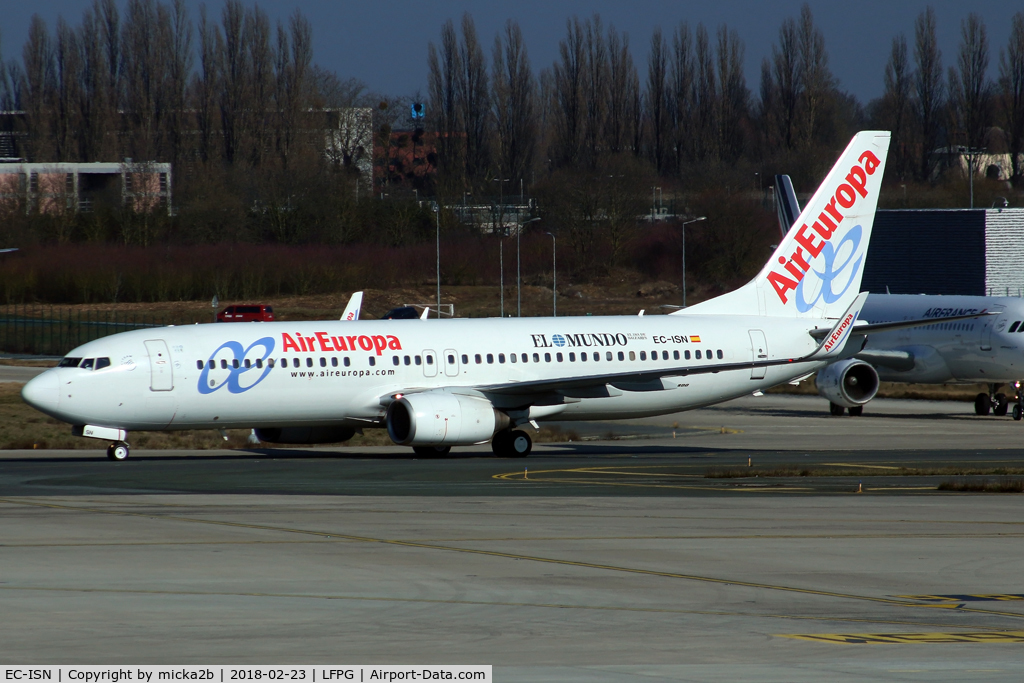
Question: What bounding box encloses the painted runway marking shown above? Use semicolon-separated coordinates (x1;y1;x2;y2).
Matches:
780;630;1024;644
898;594;1024;602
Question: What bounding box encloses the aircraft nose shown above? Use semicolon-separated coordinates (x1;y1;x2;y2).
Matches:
22;370;59;413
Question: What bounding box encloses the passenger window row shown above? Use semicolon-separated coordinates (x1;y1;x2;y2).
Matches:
194;354;436;370
458;348;724;365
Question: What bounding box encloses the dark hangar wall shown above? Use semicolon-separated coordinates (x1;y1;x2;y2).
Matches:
860;209;986;296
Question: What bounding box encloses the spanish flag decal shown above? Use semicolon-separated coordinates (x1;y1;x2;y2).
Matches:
690;335;701;343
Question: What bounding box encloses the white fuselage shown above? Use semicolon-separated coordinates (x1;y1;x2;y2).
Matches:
860;294;1024;384
25;314;829;432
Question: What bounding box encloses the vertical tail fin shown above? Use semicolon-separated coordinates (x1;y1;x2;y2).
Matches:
341;291;363;321
678;131;890;319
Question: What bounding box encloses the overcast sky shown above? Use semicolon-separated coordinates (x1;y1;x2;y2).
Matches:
1;0;1017;104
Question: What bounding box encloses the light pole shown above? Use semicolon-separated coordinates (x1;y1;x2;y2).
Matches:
680;216;706;308
433;201;441;316
545;232;556;317
517;217;541;317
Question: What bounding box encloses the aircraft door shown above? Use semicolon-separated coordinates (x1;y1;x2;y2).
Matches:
423;349;438;377
443;348;459;377
979;306;1005;352
144;339;174;391
748;330;768;380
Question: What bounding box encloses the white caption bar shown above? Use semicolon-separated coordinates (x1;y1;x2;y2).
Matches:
1;667;491;683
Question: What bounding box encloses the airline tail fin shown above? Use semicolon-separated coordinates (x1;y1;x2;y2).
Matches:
774;174;800;237
341;291;363;321
677;131;890;319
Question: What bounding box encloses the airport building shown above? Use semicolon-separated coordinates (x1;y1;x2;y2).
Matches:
0;161;172;215
863;208;1024;296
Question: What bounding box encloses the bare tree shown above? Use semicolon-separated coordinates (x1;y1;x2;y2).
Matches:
245;4;271;167
882;34;910;180
427;19;462;185
797;4;832;147
669;22;693;172
552;17;585;167
646;28;669;172
491;20;536;192
914;7;943;180
947;13;990;157
717;25;747;165
21;15;56;162
692;24;717;160
219;0;246;164
196;4;221;164
605;26;637;155
582;15;608;165
275;9;312;168
457;13;489;187
55;18;82;161
999;11;1024;184
165;0;193;167
771;16;800;150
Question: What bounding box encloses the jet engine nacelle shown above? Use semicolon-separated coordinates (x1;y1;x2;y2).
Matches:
815;359;879;408
254;426;356;444
386;393;510;446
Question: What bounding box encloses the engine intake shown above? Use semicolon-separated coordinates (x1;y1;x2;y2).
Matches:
254;427;356;444
815;359;879;408
386;393;509;446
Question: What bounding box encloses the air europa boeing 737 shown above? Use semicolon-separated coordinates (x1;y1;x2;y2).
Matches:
20;131;967;461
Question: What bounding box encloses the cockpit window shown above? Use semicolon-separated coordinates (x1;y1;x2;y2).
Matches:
95;357;111;370
59;357;83;368
80;358;95;370
1010;321;1021;333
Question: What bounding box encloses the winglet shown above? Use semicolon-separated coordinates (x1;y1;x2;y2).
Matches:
806;292;869;360
420;306;430;320
341;291;363;321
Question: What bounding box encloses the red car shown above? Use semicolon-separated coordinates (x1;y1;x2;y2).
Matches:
216;304;275;322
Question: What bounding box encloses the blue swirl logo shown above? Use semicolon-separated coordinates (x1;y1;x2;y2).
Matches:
551;334;566;347
795;225;864;313
197;337;276;394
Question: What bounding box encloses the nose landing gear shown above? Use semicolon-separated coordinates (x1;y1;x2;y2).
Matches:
106;441;130;460
976;385;1011;416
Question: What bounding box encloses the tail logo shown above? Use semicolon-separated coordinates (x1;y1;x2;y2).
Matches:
794;225;863;312
766;150;881;305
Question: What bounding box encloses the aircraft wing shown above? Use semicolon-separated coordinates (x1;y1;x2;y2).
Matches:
340;291;363;321
808;310;996;341
855;348;915;371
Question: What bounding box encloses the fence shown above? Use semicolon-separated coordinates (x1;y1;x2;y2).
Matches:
0;305;200;357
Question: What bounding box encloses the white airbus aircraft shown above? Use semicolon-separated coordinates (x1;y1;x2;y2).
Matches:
23;130;960;461
772;175;1024;418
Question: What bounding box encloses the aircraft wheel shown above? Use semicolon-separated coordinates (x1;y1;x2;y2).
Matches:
412;445;452;457
107;442;130;461
975;393;991;416
829;402;846;416
508;430;532;457
848;406;864;417
1014;404;1023;421
994;393;1009;416
491;431;512;457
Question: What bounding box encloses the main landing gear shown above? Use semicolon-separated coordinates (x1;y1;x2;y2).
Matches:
491;429;532;457
106;441;130;461
975;384;1010;416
